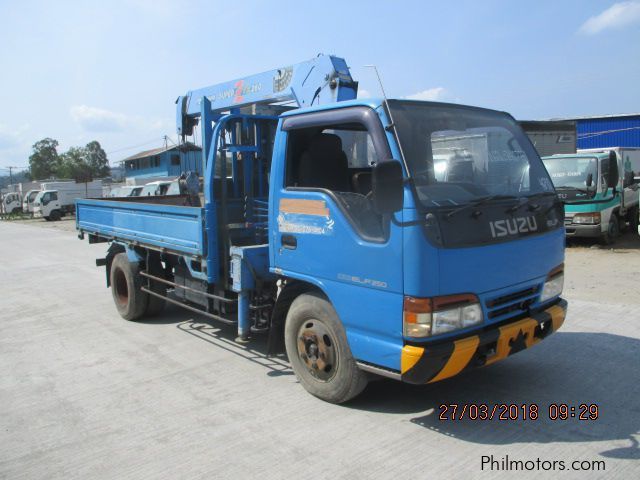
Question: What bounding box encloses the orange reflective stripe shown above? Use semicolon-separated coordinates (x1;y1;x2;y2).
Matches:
401;345;424;374
548;304;566;331
428;335;479;383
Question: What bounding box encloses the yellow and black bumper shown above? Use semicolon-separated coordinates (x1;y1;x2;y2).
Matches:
400;299;567;384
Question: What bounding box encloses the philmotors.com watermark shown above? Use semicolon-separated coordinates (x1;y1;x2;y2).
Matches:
481;455;605;472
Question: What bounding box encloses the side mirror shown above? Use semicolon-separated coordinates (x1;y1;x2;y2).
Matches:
372;160;404;214
607;151;619;189
586;173;593;188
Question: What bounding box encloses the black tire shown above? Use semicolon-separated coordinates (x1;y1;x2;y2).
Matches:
50;210;61;221
601;214;620;245
110;253;148;321
44;216;51;221
629;207;639;233
284;292;368;403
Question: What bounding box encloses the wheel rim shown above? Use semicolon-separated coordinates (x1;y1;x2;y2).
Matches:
296;319;338;382
113;268;129;307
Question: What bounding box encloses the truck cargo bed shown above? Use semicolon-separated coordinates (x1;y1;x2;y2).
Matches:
76;198;205;256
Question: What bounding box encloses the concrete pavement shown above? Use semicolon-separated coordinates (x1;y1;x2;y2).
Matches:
1;220;638;479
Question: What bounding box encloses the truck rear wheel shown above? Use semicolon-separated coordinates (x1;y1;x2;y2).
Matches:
110;253;148;321
284;292;368;403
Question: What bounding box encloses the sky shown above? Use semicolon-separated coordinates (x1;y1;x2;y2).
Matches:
0;0;639;172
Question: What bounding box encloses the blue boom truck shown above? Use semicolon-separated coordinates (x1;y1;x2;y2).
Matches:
77;55;567;403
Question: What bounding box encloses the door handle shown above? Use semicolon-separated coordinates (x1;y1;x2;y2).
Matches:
281;234;297;249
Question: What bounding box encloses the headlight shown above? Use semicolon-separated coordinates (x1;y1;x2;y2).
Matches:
572;212;600;225
540;265;564;303
403;294;483;338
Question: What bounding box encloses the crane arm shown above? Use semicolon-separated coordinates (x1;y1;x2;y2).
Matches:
176;54;358;137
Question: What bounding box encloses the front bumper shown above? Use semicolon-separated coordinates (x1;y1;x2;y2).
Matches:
565;224;601;238
401;299;567;384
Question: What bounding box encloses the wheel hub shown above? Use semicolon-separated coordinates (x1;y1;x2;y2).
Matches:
296;320;337;381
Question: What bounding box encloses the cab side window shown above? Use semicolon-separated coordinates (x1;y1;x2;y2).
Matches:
285;124;384;240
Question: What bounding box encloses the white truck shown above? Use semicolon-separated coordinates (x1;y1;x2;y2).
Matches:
1;192;22;214
22;189;41;214
110;185;143;197
139;180;175;197
32;180;103;221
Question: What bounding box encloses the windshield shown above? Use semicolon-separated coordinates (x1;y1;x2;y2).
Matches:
27;191;39;202
388;100;554;208
542;156;598;190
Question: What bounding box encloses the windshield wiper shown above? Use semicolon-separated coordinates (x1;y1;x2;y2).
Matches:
554;185;592;195
506;191;557;213
446;194;518;218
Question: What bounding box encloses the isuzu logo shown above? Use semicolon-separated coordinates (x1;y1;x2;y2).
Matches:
489;216;538;238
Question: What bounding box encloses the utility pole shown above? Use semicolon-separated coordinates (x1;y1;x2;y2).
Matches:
7;166;16;186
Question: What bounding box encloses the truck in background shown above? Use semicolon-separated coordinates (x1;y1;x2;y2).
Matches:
22;189;41;214
109;185;144;198
139;180;175;197
1;192;22;214
33;180;102;221
542;147;640;243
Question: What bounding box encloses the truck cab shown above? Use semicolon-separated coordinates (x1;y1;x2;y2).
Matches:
271;99;565;386
543;149;640;243
2;192;22;214
22;189;40;214
33;190;62;221
110;186;143;198
139;181;173;196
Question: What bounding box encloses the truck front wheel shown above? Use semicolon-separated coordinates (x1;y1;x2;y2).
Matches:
629;207;639;233
110;253;148;321
50;210;61;221
284;292;368;403
601;214;620;245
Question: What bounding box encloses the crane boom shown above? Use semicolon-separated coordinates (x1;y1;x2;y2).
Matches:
176;54;358;137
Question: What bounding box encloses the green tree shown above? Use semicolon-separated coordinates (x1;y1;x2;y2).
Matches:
29;138;59;179
57;147;92;181
85;140;110;178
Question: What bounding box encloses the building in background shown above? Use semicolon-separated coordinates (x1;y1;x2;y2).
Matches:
561;113;640;150
121;142;202;183
520;120;577;157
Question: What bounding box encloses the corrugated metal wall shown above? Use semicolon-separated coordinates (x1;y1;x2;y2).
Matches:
577;115;640;149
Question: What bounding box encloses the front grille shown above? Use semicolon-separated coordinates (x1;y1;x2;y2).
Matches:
485;285;541;320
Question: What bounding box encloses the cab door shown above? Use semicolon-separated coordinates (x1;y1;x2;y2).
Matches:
270;107;405;370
